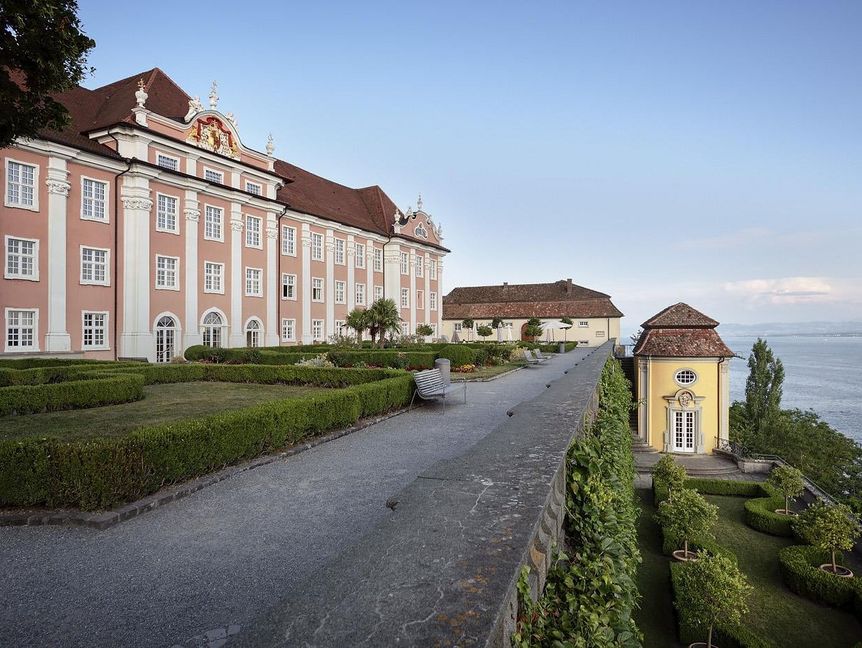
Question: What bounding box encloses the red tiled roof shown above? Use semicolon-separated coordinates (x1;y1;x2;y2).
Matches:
634;302;732;357
442;280;623;320
642;302;718;329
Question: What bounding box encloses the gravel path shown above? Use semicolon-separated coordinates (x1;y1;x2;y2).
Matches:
0;349;592;648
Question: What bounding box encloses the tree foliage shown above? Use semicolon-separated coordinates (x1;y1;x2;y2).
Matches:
743;338;785;436
415;323;434;337
767;465;805;514
0;1;95;147
675;552;752;648
794;501;861;572
476;325;493;339
366;299;401;347
653;454;687;494
491;316;504;329
656;487;718;556
345;308;369;341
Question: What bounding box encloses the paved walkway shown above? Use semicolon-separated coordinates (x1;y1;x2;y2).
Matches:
0;348;594;648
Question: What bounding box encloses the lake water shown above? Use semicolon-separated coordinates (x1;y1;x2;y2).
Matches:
725;335;862;445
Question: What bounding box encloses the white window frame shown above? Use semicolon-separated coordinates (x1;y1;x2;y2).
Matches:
374;285;383;301
245;214;262;249
417;289;424;308
311;233;324;261
335;319;345;336
245;180;262;195
203;167;225;184
4;307;39;351
355;282;366;306
5;236;39;281
430;259;437;280
674;369;698;386
155;254;180;290
416;256;424;278
596;330;606;338
334;238;345;265
201;309;226;348
245;317;263;348
311;319;324;341
430;292;437;310
400;252;409;275
335;280;346;304
80;245;110;286
355;243;365;268
80;176;109;223
281;318;296;341
373;248;383;272
203;261;224;294
312;277;324;302
281;272;297;300
281;225;296;256
81;310;109;350
155;152;180;171
155;193;180;234
4;158;39;211
245;266;263;297
203;204;224;242
578;320;589;328
400;287;409;308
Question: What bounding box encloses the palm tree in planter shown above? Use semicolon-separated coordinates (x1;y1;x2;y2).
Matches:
367;299;402;348
345;308;369;342
767;465;805;516
656;487;718;561
676;552;752;648
794;501;861;577
653;454;687;498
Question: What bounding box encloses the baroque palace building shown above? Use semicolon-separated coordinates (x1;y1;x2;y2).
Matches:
1;69;447;362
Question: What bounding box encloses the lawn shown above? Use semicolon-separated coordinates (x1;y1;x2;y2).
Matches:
0;382;329;440
452;361;525;381
635;487;862;648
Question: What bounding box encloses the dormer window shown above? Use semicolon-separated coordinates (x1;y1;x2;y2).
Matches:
204;168;224;184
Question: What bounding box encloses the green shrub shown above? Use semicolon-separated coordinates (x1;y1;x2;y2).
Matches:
744;496;796;537
778;545;861;609
0;375;145;416
0;357;125;370
437;345;476;367
326;350;435;370
685;478;769;498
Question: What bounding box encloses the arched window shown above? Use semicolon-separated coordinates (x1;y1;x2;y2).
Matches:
155;315;177;363
245;318;262;348
202;311;224;348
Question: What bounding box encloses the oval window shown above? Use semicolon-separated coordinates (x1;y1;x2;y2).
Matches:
675;369;697;385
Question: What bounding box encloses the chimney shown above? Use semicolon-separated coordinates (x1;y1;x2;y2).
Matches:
566;278;572;294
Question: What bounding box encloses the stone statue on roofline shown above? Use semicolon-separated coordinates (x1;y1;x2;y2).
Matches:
185;96;203;121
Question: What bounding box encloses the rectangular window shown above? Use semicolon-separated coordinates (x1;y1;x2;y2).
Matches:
82;311;108;349
246;181;262;195
5;308;38;351
204;205;223;241
81;178;108;222
156;153;179;170
245;267;262;296
334;238;345;265
354;243;365;268
204;168;224;184
155;255;179;289
400;322;409;336
311;233;323;261
454;323;462;331
312;319;324;341
245;215;262;248
335;320;345;336
430;292;437;310
204;261;224;293
80;246;109;285
374;285;383;301
373;248;383;272
416;256;424;278
5;160;37;209
400;287;409;308
400;252;409;275
281;318;296;341
430;259;437;280
312;277;324;302
5;237;38;280
281;273;296;299
417;289;424;308
578;321;588;328
335;280;346;304
355;283;366;306
596;330;606;338
281;225;296;255
156;194;179;233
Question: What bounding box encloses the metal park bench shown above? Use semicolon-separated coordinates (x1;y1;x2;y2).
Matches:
410;368;467;411
523;349;547;366
534;349;554;361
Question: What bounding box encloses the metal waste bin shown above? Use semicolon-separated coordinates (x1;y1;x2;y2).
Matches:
559;342;566;353
435;358;451;386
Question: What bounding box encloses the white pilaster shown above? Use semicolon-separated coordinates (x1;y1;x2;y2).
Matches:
325;228;335;339
119;176;153;359
301;224;312;344
718;359;730;444
366;243;374;304
44;157;71;352
408;249;417;335
383;243;401;304
437;260;443;335
423;252;431;331
346;234;355;312
264;214;279;346
229;204;244;347
183;192;201;349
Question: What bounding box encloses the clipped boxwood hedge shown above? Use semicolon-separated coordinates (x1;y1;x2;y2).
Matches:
0;374;145;416
778;544;862;612
744;496;796;537
437;345;476;366
327;350;436;370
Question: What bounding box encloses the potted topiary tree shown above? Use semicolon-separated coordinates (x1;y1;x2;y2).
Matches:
656;487;718;561
524;317;542;342
676;551;752;648
476;324;493;341
416;323;434;338
768;465;805;516
794;501;861;577
461;318;475;342
654;454;687;497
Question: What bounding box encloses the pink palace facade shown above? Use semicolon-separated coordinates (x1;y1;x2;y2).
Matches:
1;69;447;362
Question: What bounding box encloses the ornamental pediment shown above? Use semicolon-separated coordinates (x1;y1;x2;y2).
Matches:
185;114;240;159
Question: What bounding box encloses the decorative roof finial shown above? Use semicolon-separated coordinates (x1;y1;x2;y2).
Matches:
185;96;203;121
226;112;238;128
265;133;275;157
135;78;148;108
208;81;219;110
416;193;423;212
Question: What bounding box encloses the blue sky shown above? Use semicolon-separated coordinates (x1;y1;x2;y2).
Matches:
77;0;862;332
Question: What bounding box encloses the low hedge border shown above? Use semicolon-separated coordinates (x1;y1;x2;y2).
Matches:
0;358;124;370
0;374;145;416
326;350;436;370
670;562;777;648
0;372;415;510
778;544;862;615
744;496;796;537
653;475;771;506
